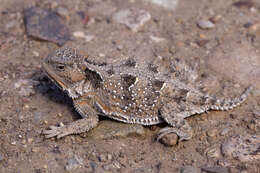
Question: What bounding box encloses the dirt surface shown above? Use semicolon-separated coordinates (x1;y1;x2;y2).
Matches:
0;0;259;172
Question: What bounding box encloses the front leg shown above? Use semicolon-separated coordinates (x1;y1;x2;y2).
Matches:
43;116;98;138
43;97;99;138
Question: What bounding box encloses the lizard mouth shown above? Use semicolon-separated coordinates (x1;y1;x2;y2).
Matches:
42;62;67;91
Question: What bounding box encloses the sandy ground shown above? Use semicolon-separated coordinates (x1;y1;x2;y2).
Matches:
0;0;259;172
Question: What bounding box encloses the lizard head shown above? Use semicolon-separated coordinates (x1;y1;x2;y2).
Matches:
42;47;87;92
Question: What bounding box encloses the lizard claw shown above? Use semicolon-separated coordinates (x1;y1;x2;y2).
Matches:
43;123;70;139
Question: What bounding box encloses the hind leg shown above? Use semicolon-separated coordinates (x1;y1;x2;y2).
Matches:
157;113;193;141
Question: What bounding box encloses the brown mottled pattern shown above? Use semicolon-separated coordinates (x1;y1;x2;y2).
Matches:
42;47;252;141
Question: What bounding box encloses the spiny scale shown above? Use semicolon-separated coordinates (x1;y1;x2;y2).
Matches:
99;75;163;125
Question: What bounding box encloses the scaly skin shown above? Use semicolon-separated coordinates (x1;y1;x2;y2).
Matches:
42;47;252;141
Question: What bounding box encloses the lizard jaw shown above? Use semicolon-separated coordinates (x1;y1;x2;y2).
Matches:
42;62;68;91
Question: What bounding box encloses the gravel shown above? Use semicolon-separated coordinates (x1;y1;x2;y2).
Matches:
112;8;151;32
197;20;215;29
65;155;83;171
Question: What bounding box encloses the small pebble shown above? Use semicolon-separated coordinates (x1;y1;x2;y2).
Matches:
197;39;210;47
28;138;34;143
57;113;63;117
112;8;151;32
209;15;221;24
160;133;178;146
32;51;40;57
98;154;107;162
24;104;30;109
207;129;218;137
56;7;69;17
197;20;215;29
73;31;94;42
219;128;229;136
107;154;112;160
98;53;105;57
22;139;26;144
201;166;229;173
65;155;83;171
150;35;166;43
232;0;254;9
32;147;40;153
116;45;123;50
180;166;201;173
199;33;206;39
247;124;255;130
249;23;259;31
146;0;179;10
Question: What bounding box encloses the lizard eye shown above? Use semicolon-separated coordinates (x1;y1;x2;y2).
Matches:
56;64;65;71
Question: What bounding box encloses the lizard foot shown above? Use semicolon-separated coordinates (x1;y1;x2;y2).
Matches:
43;122;72;139
157;126;193;142
43;117;99;139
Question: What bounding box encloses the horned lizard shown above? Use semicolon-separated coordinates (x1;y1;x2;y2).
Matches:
42;47;252;141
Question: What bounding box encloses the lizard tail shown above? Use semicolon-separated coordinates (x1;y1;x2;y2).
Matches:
209;86;253;111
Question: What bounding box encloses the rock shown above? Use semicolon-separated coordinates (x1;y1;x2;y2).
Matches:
201;167;229;173
197;20;215;30
197;39;210;47
150;35;166;43
221;134;260;162
112;8;151;32
65;155;83;171
180;166;201;173
209;15;222;24
146;0;179;10
73;31;94;42
87;120;146;140
56;7;69;17
206;129;218;137
24;6;70;46
232;0;254;9
107;154;112;161
219;128;229;136
159;133;178;146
